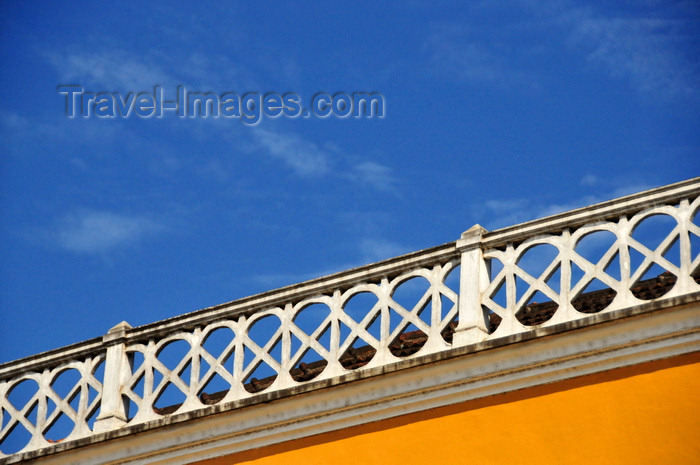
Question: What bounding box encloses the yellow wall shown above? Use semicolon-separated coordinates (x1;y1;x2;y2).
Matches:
194;352;700;465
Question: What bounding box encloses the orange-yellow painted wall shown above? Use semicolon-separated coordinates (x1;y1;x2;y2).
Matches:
194;352;700;465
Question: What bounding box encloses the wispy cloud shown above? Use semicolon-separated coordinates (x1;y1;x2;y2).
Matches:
424;22;534;88
481;182;654;229
251;237;409;290
554;2;700;98
52;210;163;254
252;128;331;177
423;2;699;98
580;174;599;187
348;161;399;193
41;42;397;191
481;199;530;228
46;50;174;90
251;128;401;193
0;111;31;132
1;110;121;158
358;238;409;263
427;32;500;83
251;266;345;290
45;45;259;91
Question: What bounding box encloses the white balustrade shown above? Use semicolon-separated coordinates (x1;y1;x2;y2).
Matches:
1;178;698;459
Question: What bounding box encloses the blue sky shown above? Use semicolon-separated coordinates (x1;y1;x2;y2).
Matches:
1;1;698;363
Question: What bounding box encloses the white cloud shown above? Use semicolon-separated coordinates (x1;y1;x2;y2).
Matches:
534;183;652;219
424;23;533;88
1;110;121;159
54;210;163;254
423;2;699;98
482;183;655;229
252;128;331;177
348;161;398;193
252;266;345;290
46;45;258;92
535;196;604;219
251;237;409;291
484;199;528;213
580;174;599;187
0;111;31;132
47;50;173;90
429;35;500;83
559;4;699;98
358;238;409;263
251;129;400;190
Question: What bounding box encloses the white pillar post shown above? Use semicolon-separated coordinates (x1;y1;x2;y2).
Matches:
93;321;132;433
453;224;490;346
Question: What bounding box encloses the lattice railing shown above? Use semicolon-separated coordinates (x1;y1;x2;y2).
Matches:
1;178;698;459
117;259;460;425
476;196;700;339
0;351;105;457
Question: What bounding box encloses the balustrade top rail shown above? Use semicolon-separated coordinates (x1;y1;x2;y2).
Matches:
1;177;699;460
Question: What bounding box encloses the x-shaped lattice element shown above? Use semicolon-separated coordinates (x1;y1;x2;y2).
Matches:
0;378;41;447
432;262;460;332
512;250;561;312
387;282;433;342
570;229;622;299
338;294;381;356
289;306;333;369
123;341;192;411
41;368;101;438
627;219;681;285
241;319;283;383
436;282;459;331
122;349;148;410
482;243;561;316
481;254;508;315
195;327;237;394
